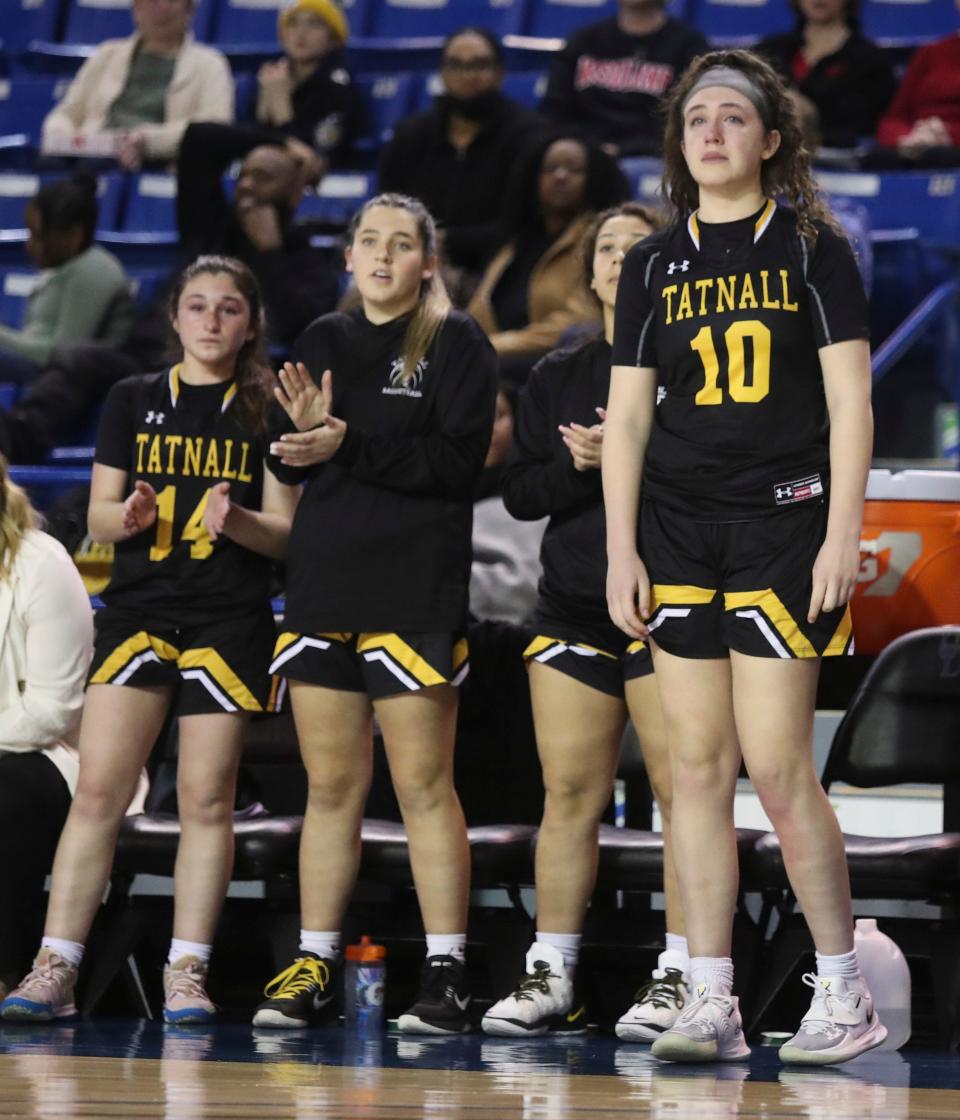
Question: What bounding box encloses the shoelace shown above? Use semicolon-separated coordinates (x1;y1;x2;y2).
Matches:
514;965;556;1002
21;955;71;995
633;967;687;1011
797;972;859;1036
264;956;330;1000
678;993;735;1027
167;962;208;1001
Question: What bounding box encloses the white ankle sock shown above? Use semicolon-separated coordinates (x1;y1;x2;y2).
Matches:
665;932;689;960
41;937;84;968
690;956;734;996
815;947;861;981
535;931;582;974
425;934;466;963
168;939;211;966
299;930;341;962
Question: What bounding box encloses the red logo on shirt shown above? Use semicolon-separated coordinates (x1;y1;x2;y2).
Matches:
574;56;674;96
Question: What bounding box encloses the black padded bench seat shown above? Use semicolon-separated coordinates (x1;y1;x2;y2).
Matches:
748;830;960;901
593;824;767;892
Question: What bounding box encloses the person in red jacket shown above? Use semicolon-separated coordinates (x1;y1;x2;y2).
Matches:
875;24;960;162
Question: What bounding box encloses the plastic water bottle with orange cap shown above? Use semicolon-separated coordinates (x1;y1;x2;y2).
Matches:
344;935;386;1032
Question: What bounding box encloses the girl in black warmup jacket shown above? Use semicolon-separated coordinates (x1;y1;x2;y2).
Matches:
254;193;497;1035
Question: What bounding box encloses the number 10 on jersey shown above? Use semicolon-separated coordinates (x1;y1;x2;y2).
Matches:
691;320;771;405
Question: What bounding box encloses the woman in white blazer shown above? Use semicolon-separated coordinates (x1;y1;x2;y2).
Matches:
0;457;94;998
41;0;234;170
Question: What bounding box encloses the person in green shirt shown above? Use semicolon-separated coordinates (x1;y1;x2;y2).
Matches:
0;175;132;386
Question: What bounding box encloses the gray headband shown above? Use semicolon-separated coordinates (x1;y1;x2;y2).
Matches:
682;67;774;129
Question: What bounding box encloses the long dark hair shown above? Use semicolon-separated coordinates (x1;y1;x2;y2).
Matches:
498;132;630;244
167;255;273;432
661;49;839;244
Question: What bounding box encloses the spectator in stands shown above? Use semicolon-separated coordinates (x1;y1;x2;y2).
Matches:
467;134;629;378
256;0;365;168
0;124;339;465
0;175;132;385
470;382;547;626
0;455;96;998
874;17;960;164
378;27;544;278
541;0;708;157
756;0;895;149
41;0;233;170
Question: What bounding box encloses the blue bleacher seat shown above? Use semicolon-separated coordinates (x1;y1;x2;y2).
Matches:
501;70;548;110
127;266;169;311
1;0;64;52
122;172;177;233
296;170;374;225
63;0;214;43
0;382;18;409
354;72;415;150
369;0;526;40
525;0;616;40
233;72;257;121
0;76;66;146
213;0;373;46
861;0;956;46
816;169;960;243
0;170;124;231
689;0;791;44
0;269;40;328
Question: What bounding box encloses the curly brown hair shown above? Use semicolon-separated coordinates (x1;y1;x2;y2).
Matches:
661;49;838;245
581;201;666;302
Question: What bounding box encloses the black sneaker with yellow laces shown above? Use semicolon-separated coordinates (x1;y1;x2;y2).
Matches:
252;953;339;1028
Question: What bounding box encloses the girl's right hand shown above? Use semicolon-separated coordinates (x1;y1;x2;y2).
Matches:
606;550;651;640
121;480;158;537
275;362;331;432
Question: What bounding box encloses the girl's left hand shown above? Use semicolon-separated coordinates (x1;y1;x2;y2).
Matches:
203;481;231;542
808;532;861;622
270;415;347;467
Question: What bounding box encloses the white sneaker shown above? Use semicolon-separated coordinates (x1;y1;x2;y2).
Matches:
779;974;887;1066
616;950;691;1042
481;943;576;1037
650;987;751;1063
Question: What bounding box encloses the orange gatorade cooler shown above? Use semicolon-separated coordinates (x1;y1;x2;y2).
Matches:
854;469;960;654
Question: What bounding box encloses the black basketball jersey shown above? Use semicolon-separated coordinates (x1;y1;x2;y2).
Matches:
612;202;869;519
94;366;270;625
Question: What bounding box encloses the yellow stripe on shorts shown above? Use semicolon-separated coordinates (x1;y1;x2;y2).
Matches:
90;631;180;685
179;647;263;711
724;589;817;658
357;633;446;688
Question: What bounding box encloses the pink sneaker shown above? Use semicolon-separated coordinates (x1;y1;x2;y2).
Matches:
0;949;78;1021
163;956;216;1024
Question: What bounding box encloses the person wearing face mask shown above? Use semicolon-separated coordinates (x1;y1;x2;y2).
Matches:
378;27;544;277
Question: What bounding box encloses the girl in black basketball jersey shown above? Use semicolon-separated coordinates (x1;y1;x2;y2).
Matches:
481;202;700;1041
605;50;882;1065
1;256;299;1026
253;194;497;1035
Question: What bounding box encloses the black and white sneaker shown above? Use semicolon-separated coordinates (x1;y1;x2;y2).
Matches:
397;955;473;1035
481;943;585;1037
252;953;339;1029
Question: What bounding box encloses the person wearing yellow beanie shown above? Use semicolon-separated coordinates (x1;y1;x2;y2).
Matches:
257;0;362;165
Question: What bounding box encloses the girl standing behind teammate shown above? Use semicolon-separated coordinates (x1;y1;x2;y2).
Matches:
605;50;881;1066
1;256;299;1025
254;193;497;1035
482;203;699;1041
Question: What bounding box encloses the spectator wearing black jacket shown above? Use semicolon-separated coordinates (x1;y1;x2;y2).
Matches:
0;123;340;463
756;0;895;149
378;27;544;276
256;0;365;167
540;0;707;157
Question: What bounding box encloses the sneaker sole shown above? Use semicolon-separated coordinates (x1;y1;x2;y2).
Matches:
616;1021;671;1042
651;1033;751;1063
252;1008;312;1029
481;1015;552;1037
397;1013;471;1035
0;1000;76;1022
779;1019;888;1066
164;1007;216;1025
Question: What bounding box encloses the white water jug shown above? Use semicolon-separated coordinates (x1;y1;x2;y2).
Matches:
854;917;911;1050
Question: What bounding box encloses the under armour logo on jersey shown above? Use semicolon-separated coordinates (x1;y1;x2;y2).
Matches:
144;411;165;424
775;486;793;501
667;260;690;274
